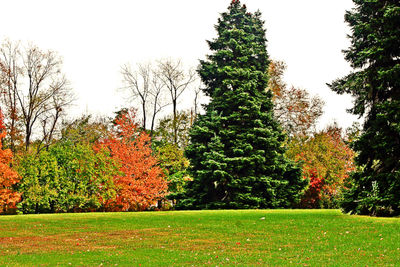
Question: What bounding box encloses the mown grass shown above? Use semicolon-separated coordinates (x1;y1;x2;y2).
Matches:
0;209;399;266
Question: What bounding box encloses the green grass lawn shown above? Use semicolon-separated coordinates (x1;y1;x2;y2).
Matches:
0;209;399;266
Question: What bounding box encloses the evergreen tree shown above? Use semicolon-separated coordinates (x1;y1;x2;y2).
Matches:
178;0;305;209
329;0;400;216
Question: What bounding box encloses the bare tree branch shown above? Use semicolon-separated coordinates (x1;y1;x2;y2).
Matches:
120;62;171;134
120;63;151;129
149;69;169;134
0;40;74;151
156;58;196;144
0;40;23;152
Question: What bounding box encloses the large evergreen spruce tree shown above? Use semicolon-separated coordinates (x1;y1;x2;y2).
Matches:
330;0;400;216
178;0;305;209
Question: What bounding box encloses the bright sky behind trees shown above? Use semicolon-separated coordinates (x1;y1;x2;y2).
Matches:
0;0;358;129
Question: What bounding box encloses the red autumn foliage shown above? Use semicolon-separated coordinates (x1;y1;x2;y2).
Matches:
0;110;20;213
287;125;355;208
300;168;324;208
96;109;168;211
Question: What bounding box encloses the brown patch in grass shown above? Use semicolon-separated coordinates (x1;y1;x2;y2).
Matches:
0;227;19;237
0;227;248;256
179;238;223;250
0;228;170;256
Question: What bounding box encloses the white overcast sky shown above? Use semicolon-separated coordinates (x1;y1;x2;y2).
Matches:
0;0;360;130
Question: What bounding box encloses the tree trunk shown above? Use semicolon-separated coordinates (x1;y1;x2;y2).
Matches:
173;99;177;145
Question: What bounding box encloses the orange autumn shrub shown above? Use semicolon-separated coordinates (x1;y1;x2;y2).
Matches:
0;111;20;213
96;109;168;211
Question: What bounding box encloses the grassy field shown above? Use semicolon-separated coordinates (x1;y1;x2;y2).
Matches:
0;209;399;266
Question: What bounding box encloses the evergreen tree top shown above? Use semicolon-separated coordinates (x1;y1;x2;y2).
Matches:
344;0;400;69
329;0;400;117
199;0;269;98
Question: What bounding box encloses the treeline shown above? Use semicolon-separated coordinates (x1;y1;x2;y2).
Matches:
0;37;355;214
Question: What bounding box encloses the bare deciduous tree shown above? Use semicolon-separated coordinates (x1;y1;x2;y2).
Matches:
121;63;151;129
121;62;169;134
0;40;23;152
38;76;74;152
0;40;74;151
157;59;196;144
149;70;169;134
